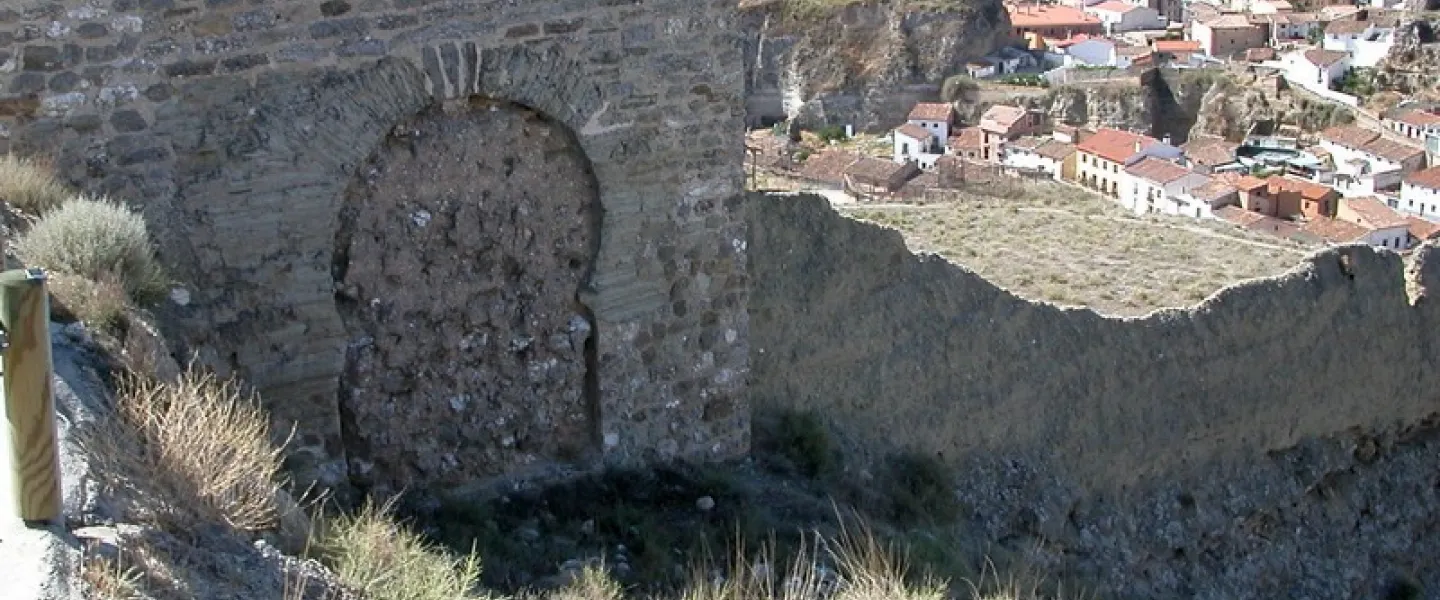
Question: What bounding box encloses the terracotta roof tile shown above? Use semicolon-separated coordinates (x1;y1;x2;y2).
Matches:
1076;128;1161;163
1235;174;1269;190
1320;125;1382;149
1154;40;1202;53
1341;196;1409;230
1266;175;1334;201
1405;166;1440;189
1202;13;1255;28
1008;4;1101;28
844;156;913;184
1187;176;1241;202
1215;205;1266;226
1407;216;1440;241
1089;0;1141;13
1303;48;1348;67
1007;136;1046;151
1324;18;1370;35
1387;108;1440;128
1302;216;1370;243
1361;137;1424;163
895;123;934;142
908;102;954;123
1124;157;1193;183
948;127;986;151
1036;139;1077;160
980;105;1029;134
797;150;863;185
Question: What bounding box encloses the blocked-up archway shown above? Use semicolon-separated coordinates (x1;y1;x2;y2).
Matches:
333;99;602;496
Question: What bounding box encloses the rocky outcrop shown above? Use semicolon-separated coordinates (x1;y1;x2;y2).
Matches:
740;0;1012;131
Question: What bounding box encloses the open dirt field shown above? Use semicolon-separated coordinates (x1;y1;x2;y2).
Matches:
839;181;1320;317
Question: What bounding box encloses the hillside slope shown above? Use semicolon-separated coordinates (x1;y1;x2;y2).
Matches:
740;0;1012;130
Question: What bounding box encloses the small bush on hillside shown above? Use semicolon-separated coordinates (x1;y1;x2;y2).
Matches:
17;196;167;302
941;76;979;103
771;411;839;479
883;451;960;526
319;500;482;600
0;154;71;215
816;125;850;143
48;272;129;336
82;368;288;533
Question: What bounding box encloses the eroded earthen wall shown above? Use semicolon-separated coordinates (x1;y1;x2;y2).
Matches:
747;193;1440;490
0;0;751;495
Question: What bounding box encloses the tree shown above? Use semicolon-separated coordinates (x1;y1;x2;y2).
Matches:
1306;27;1323;46
941;75;979;103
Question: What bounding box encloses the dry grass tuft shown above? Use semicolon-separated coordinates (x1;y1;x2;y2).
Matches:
0;153;72;215
82;368;288;533
81;547;145;600
16;196;167;303
48;272;129;335
318;499;483;600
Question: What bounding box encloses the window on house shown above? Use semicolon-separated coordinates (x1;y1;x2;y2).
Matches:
903;143;910;155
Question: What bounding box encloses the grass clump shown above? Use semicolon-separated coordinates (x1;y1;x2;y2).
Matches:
17;196;167;303
319;499;483;600
84;368;288;533
48;272;130;335
0;153;71;215
882;452;959;526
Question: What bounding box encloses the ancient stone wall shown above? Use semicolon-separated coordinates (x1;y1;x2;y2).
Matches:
0;0;751;496
747;193;1440;492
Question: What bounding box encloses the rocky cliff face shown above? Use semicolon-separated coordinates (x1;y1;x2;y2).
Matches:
740;0;1012;131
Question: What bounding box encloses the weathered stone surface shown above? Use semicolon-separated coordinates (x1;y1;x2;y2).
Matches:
0;0;750;495
336;102;600;498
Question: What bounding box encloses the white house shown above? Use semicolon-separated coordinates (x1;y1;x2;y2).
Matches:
1322;18;1395;68
1122;157;1211;216
1076;127;1184;198
1063;37;1120;66
1319;125;1427;177
966;59;999;79
1084;0;1164;33
1279;48;1349;93
1399;167;1440;220
1001;136;1077;180
1267;12;1320;44
892;123;943;169
1381;106;1440;144
905;102;954;144
1335;195;1413;250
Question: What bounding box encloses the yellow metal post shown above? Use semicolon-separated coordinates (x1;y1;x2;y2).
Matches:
0;267;61;524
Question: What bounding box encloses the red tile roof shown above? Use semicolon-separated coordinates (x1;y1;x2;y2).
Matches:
1324;18;1371;35
797;150;863;185
1362;137;1424;163
948;127;986;152
844;156;914;185
1303;48;1348;67
1077;128;1161;163
895;123;934;142
1035;139;1077;160
1406;166;1440;189
1234;174;1269;191
1302;216;1370;243
1320;125;1381;149
979;105;1030;134
1215;205;1267;227
1089;0;1142;13
1124;157;1193;184
908;103;954;123
1155;40;1203;54
1202;13;1255;28
1008;4;1101;28
1387;108;1440;128
1187;176;1241;203
1340;196;1409;230
1266;175;1334;201
1407;216;1440;241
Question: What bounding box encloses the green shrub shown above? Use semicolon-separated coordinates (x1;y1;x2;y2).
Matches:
884;451;960;526
794;148;813;163
772;410;838;478
816;125;850;143
0;154;72;215
941;75;979;103
17;196;167;303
